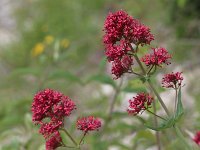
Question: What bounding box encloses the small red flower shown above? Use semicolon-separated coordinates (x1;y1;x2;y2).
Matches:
46;131;62;150
127;93;153;115
76;116;101;132
162;72;183;88
141;47;171;67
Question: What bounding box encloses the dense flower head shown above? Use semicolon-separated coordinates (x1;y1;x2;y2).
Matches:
103;10;154;46
141;47;171;67
32;89;76;139
162;72;183;88
193;131;200;146
76;116;101;132
127;93;153;115
32;89;76;123
111;55;133;79
46;131;62;150
103;10;154;79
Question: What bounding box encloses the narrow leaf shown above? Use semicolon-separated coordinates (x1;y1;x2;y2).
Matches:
175;87;184;121
145;116;175;131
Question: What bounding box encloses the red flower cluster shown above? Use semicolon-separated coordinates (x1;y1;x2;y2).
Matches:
76;116;101;133
127;93;153;115
141;47;171;67
45;131;62;150
32;89;76;149
162;72;183;88
193;131;200;146
103;10;154;46
103;10;154;79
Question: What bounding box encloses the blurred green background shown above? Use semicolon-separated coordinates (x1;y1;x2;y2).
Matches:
0;0;200;149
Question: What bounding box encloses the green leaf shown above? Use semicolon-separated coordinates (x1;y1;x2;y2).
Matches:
174;87;184;121
145;116;175;131
87;74;116;88
146;88;184;131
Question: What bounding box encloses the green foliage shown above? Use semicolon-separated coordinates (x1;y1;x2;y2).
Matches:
123;78;147;93
145;88;184;131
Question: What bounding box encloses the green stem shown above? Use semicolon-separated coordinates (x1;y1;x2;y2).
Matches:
147;80;170;116
152;101;161;150
79;132;87;146
61;128;78;146
174;87;178;114
146;109;167;121
132;52;170;116
174;126;193;150
108;79;123;119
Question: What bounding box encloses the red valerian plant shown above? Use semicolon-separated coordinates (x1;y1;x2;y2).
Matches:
103;10;196;149
32;89;101;150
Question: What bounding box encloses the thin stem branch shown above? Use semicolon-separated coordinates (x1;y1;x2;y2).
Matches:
147;80;170;116
174;125;193;150
79;132;87;146
130;68;143;77
146;109;167;121
108;78;123;119
128;44;170;116
174;87;178;113
61;128;78;146
152;101;161;150
147;65;154;75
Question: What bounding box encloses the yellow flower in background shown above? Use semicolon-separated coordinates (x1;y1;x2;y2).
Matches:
44;35;54;45
60;38;70;48
31;43;45;57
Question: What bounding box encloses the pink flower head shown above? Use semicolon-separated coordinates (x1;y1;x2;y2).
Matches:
103;10;154;46
127;93;153;115
32;89;76;138
76;116;101;132
111;55;133;79
141;47;171;67
193;131;200;146
46;131;62;150
162;72;183;89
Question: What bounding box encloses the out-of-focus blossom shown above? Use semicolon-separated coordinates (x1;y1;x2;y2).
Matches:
76;116;101;132
162;72;183;89
31;43;45;57
141;47;171;67
193;131;200;146
45;35;54;45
